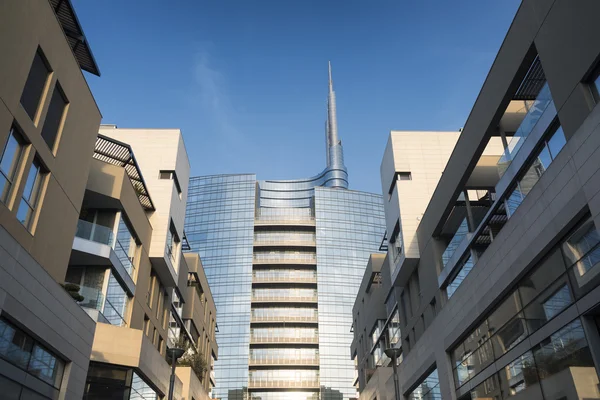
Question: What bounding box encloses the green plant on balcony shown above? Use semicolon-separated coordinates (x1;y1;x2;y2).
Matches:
61;283;84;302
172;336;208;382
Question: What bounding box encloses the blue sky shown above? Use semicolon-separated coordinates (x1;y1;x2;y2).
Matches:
74;0;521;195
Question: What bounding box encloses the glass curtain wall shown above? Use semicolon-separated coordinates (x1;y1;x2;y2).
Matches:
314;188;385;400
185;174;256;400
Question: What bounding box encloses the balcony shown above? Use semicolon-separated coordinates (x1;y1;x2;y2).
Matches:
247;379;320;390
76;219;114;245
250;336;319;345
251;315;318;324
253;239;316;248
497;82;553;176
249;357;319;367
71;219;135;296
252;271;317;284
253;254;317;265
254;217;316;227
251;293;318;304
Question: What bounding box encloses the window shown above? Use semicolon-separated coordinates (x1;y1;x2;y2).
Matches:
505;123;566;218
144;315;151;337
40;82;68;151
387;171;412;200
0;318;65;389
166;222;179;265
16;158;45;231
20;49;51;121
408;369;440;400
158;336;164;355
0;128;25;204
390;221;402;263
399;172;412;180
159;170;182;199
588;62;600;103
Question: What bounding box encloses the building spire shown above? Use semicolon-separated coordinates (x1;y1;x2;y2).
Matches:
326;61;340;168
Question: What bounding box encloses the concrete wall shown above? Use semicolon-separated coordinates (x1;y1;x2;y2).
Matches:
99;126;191;278
0;1;101;398
0;225;96;399
0;0;101;283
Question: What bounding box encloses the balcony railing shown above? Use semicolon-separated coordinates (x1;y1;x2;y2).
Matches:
497;82;553;176
254;217;316;226
248;379;320;389
442;218;469;267
76;285;104;311
253;239;316;247
253;254;317;264
251;294;318;303
251;315;318;323
76;219;113;246
250;336;319;344
252;271;317;283
249;357;319;366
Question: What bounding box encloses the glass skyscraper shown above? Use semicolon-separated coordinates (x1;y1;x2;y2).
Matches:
185;64;385;400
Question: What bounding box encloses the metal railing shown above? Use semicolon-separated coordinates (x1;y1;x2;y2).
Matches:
252;294;318;303
497;82;553;176
76;285;104;311
250;336;318;344
251;315;318;323
248;379;320;389
75;219;113;246
254;217;316;226
253;254;317;264
249;357;319;366
252;271;317;283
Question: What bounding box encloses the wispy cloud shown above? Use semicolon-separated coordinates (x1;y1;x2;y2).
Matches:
191;45;242;143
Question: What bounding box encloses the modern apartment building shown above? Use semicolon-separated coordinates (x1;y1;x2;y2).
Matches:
350;254;392;398
66;125;218;399
361;0;600;399
0;0;103;398
185;64;386;400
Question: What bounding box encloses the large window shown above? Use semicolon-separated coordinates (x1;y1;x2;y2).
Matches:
445;122;567;299
0;128;24;204
470;319;598;400
114;215;137;277
505;123;566;217
0;318;64;389
103;273;129;327
20;49;51;121
40;82;68;151
16;158;45;231
408;368;440;400
451;216;600;389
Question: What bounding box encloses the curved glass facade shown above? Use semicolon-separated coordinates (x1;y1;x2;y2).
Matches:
184;65;384;400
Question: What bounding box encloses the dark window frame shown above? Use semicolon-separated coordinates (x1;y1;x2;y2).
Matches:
20;48;52;122
40;81;68;152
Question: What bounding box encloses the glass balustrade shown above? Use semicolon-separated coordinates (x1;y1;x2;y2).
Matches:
250;348;319;365
252;288;317;301
77;285;104;311
253;252;317;263
442;218;469;267
251;328;318;343
254;232;316;244
253;269;317;282
75;219;113;246
251;307;318;322
497;83;553;176
248;370;319;388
